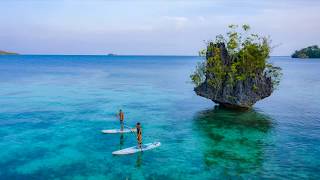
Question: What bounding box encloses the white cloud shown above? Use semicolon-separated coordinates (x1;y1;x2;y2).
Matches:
198;16;206;23
1;0;320;55
163;16;189;30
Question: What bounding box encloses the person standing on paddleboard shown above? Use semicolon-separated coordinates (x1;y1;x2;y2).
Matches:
118;109;124;131
136;122;142;148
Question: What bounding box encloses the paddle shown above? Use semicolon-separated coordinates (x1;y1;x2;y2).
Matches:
124;124;137;136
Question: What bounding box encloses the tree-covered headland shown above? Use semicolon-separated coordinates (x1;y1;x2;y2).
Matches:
0;50;18;55
291;45;320;58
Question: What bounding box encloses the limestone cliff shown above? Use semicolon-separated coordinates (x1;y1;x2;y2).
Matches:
194;43;274;109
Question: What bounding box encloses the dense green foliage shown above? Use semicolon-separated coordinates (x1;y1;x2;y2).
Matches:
191;24;281;89
291;45;320;58
190;61;206;86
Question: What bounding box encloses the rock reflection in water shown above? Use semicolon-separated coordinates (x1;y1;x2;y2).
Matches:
193;106;273;174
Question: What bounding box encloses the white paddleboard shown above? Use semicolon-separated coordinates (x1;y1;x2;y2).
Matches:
112;142;161;155
101;128;136;134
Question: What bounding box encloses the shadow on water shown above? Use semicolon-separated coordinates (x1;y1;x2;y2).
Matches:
119;134;124;149
136;153;142;168
193;105;274;174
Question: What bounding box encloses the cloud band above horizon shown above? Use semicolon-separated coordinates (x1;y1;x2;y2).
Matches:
1;0;319;55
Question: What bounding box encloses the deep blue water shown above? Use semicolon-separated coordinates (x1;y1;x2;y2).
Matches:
0;55;319;179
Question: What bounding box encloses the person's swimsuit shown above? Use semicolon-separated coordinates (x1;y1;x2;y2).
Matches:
119;112;124;130
137;128;142;145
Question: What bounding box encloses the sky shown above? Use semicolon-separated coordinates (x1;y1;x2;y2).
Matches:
0;0;319;55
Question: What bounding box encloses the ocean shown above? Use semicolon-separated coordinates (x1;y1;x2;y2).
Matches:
0;55;319;179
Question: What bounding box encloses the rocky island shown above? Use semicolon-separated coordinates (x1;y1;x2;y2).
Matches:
0;50;18;55
291;45;320;58
191;25;282;109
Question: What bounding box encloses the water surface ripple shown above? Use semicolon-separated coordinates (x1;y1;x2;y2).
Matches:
0;55;319;179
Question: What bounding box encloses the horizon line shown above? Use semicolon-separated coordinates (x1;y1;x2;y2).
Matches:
1;54;292;57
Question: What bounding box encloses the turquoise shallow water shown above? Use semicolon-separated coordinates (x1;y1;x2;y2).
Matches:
0;55;319;179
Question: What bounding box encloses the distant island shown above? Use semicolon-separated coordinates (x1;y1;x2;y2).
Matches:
107;53;117;56
0;50;18;55
292;45;320;58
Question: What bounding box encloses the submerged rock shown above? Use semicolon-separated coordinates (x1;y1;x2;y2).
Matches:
194;43;273;109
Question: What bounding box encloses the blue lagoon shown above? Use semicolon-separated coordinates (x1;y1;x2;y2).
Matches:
0;55;319;179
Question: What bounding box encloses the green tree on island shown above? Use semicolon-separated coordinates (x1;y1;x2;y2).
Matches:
191;24;282;109
291;45;320;58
